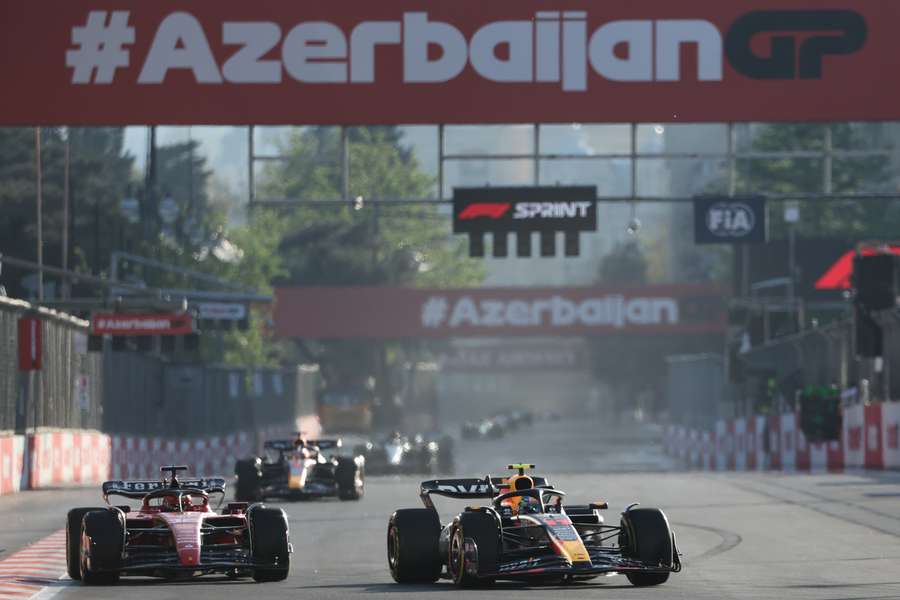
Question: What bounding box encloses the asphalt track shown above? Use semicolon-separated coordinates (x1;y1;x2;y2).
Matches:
3;418;900;600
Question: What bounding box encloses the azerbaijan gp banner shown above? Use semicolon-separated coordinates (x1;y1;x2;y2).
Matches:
1;1;899;125
274;285;726;339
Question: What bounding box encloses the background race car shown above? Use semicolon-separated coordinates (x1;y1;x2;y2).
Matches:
66;466;290;584
386;464;681;587
354;432;454;475
234;437;364;501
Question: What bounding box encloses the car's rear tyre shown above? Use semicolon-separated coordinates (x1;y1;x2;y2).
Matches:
66;507;105;580
336;457;364;501
235;458;263;502
79;510;123;585
249;505;290;582
449;511;499;588
620;507;673;587
387;508;442;583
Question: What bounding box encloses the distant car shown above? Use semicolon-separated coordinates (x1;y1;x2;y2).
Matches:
66;465;290;584
234;436;364;502
317;387;374;432
386;464;681;587
461;419;501;440
355;432;451;475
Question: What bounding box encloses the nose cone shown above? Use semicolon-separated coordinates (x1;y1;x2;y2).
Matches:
178;545;201;566
158;512;204;567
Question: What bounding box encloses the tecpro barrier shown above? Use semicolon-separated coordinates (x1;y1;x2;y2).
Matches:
665;401;900;471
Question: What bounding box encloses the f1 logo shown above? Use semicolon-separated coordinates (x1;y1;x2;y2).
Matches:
726;10;867;79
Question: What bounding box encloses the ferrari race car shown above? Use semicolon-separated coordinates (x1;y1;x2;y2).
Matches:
234;436;364;501
355;432;454;475
387;464;681;587
66;466;290;584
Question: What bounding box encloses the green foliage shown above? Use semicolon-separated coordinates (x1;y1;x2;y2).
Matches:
735;123;899;239
259;126;483;388
0;127;136;297
598;239;648;284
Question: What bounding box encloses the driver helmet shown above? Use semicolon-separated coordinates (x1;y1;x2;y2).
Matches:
181;494;194;510
162;494;180;511
502;475;535;515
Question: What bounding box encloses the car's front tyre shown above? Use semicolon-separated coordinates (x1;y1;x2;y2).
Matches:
449;511;499;588
249;505;290;582
619;507;673;587
79;510;123;585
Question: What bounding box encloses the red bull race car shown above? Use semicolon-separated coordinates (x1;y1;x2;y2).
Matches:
234;436;364;502
387;464;681;587
66;466;290;584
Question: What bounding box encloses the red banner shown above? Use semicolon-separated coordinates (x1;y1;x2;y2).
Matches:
17;317;42;371
91;313;194;336
274;285;725;339
1;1;899;125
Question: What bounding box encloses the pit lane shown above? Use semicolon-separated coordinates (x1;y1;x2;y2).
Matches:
3;418;900;600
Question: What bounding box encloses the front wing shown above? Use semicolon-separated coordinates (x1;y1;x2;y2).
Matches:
492;548;680;579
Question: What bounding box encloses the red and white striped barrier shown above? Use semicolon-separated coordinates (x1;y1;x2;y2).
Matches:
110;432;254;480
0;414;323;497
28;430;111;489
884;401;900;469
0;435;25;495
665;401;900;472
110;415;323;480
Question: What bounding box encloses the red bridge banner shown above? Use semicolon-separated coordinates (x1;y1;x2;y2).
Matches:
274;285;726;339
2;1;900;124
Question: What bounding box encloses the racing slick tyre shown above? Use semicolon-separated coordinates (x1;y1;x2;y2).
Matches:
387;508;442;583
248;505;290;582
235;458;263;502
66;507;105;580
79;509;124;585
619;507;673;587
336;457;364;501
449;511;500;588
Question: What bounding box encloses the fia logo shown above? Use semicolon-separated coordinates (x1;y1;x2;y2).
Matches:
706;202;755;237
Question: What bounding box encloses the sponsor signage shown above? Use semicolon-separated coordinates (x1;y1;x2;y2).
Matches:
195;301;247;321
694;196;766;244
454;187;596;257
1;2;897;125
91;312;194;336
274;285;725;338
442;344;587;372
17;317;42;371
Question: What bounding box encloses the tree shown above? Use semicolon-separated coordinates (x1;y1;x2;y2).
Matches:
736;123;899;239
591;239;719;419
598;239;648;284
258;126;483;416
0;127;136;298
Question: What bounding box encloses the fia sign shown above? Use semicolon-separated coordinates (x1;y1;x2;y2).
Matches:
694;196;766;244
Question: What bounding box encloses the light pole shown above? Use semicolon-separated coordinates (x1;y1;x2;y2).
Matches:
784;200;800;331
34;127;43;301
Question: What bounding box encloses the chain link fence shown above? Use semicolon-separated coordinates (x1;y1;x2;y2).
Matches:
1;298;320;437
0;297;104;433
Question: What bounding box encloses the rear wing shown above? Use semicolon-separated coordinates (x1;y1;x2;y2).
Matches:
102;477;227;500
302;438;342;451
419;475;551;508
263;438;342;451
263;440;295;451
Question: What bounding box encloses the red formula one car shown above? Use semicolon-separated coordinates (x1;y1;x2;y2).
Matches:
66;466;291;584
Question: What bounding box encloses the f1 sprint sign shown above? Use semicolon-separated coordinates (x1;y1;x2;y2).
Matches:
454;187;596;258
0;1;895;124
